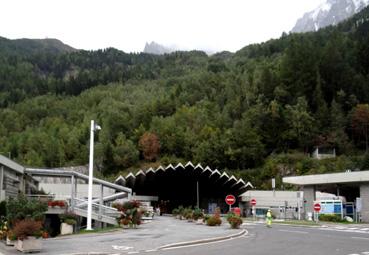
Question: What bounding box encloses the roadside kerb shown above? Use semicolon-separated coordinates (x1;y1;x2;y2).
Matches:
61;253;112;255
158;229;247;250
243;220;369;229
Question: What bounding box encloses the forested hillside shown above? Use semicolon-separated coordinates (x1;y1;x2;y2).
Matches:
1;7;369;188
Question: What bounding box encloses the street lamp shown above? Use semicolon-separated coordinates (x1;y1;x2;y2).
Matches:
86;120;101;230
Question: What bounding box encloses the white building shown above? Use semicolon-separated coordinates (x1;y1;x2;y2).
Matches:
239;190;342;219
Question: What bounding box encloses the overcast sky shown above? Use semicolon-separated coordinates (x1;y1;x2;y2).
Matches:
0;0;325;53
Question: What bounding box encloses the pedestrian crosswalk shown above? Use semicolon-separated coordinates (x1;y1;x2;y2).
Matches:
242;221;369;234
320;225;369;234
347;252;369;255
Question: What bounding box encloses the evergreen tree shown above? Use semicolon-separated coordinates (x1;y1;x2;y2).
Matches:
312;71;329;130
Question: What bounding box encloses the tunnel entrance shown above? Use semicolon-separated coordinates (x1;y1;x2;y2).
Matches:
117;162;252;214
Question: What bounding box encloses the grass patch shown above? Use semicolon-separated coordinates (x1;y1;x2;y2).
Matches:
77;226;121;235
243;218;319;226
274;220;319;226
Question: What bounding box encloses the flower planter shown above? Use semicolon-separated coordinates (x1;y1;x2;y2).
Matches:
196;219;203;225
122;224;129;229
6;237;16;246
60;222;73;235
15;236;42;253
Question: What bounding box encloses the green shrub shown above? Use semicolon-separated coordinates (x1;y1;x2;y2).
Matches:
192;208;203;220
114;200;142;228
6;194;47;228
59;212;78;225
318;214;342;222
183;208;193;220
172;208;179;216
0;201;6;217
227;214;243;229
64;219;77;225
206;216;222;226
226;212;235;222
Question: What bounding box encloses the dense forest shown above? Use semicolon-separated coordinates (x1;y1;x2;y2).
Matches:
1;7;369;189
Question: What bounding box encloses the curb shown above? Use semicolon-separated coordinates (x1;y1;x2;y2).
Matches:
243;220;320;228
157;229;247;250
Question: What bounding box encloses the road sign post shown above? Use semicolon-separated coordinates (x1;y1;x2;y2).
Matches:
314;203;321;222
225;195;236;212
250;199;257;221
251;199;257;206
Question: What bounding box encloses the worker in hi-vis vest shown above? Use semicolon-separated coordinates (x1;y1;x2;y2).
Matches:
266;209;272;227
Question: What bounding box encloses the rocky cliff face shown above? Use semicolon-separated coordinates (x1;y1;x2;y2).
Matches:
143;41;174;55
292;0;369;33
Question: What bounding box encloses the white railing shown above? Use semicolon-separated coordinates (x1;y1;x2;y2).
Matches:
26;194;55;201
73;197;120;218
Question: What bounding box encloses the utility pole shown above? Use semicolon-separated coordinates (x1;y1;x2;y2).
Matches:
196;181;199;208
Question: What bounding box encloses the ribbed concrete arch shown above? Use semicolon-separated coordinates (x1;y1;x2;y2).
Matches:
114;162;253;213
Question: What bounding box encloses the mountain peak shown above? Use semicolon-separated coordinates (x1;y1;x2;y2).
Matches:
292;0;369;33
143;41;173;55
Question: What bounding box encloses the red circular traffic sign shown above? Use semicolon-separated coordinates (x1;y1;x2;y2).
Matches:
250;199;257;206
314;203;321;212
225;195;236;205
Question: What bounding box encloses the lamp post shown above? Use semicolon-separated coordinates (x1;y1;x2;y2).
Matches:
86;120;101;230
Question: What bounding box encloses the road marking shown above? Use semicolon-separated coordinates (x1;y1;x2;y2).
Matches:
278;229;308;234
319;227;369;234
361;252;369;255
145;249;157;252
161;232;248;251
242;223;257;226
351;237;369;240
112;245;134;251
128;252;139;254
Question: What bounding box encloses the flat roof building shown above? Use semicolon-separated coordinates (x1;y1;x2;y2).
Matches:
283;170;369;222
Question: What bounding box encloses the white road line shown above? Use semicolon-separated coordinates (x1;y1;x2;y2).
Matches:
361;228;369;231
278;229;308;234
352;236;369;240
161;232;248;251
145;250;158;252
112;245;134;251
128;252;139;254
361;252;369;255
319;228;369;234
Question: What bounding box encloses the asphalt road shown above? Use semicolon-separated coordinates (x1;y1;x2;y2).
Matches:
2;220;369;255
152;223;369;255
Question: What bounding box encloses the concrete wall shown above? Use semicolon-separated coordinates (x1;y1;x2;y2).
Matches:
39;183;115;200
3;166;22;199
303;185;316;219
360;183;369;222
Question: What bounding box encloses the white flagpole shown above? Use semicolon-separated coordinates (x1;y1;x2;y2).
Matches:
87;120;95;230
